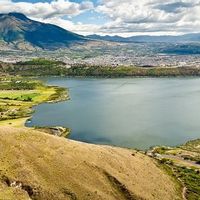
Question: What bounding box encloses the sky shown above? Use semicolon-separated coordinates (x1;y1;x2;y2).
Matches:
1;0;200;36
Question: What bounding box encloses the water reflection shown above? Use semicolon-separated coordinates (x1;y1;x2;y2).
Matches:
27;78;200;149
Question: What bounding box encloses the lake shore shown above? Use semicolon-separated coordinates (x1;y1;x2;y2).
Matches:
0;76;200;198
0;76;184;200
0;126;184;200
2;58;200;77
0;77;70;136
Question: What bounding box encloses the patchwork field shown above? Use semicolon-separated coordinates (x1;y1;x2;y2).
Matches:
0;77;68;126
150;140;200;199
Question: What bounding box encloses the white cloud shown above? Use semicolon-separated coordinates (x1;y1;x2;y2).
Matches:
96;0;200;35
0;0;98;35
37;16;100;35
1;0;200;36
0;0;94;18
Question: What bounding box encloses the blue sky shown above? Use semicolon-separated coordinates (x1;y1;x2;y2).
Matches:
12;0;101;24
12;0;99;6
10;0;107;33
1;0;200;36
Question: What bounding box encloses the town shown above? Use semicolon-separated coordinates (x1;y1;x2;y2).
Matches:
1;42;200;68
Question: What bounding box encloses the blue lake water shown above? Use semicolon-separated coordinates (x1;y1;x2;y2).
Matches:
26;77;200;149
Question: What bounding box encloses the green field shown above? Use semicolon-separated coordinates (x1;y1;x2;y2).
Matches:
0;77;68;126
151;140;200;200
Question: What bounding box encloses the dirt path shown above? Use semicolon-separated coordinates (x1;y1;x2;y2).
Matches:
159;154;200;168
182;186;187;200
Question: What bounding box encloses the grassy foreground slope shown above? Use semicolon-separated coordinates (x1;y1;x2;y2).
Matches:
0;127;182;200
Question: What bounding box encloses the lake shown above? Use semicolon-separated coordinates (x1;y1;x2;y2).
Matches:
26;77;200;149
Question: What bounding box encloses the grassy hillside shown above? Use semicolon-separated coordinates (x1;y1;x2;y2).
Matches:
150;140;200;200
0;127;182;200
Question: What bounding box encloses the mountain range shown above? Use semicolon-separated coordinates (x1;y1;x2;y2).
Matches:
88;33;200;43
1;12;200;51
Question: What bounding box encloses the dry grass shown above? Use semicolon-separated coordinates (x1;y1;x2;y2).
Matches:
0;126;182;200
0;117;29;127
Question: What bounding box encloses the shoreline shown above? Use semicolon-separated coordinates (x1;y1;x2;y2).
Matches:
0;126;183;200
2;59;200;77
0;77;70;137
0;77;199;198
1;77;199;149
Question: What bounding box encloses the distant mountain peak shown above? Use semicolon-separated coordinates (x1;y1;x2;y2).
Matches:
8;12;28;21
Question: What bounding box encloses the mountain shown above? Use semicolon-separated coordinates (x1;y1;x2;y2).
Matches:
1;12;200;51
88;33;200;43
0;13;86;50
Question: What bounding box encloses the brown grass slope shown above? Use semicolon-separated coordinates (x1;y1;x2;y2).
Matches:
0;127;181;200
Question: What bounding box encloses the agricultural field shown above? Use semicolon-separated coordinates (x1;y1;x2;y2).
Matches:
0;77;68;127
149;140;200;199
